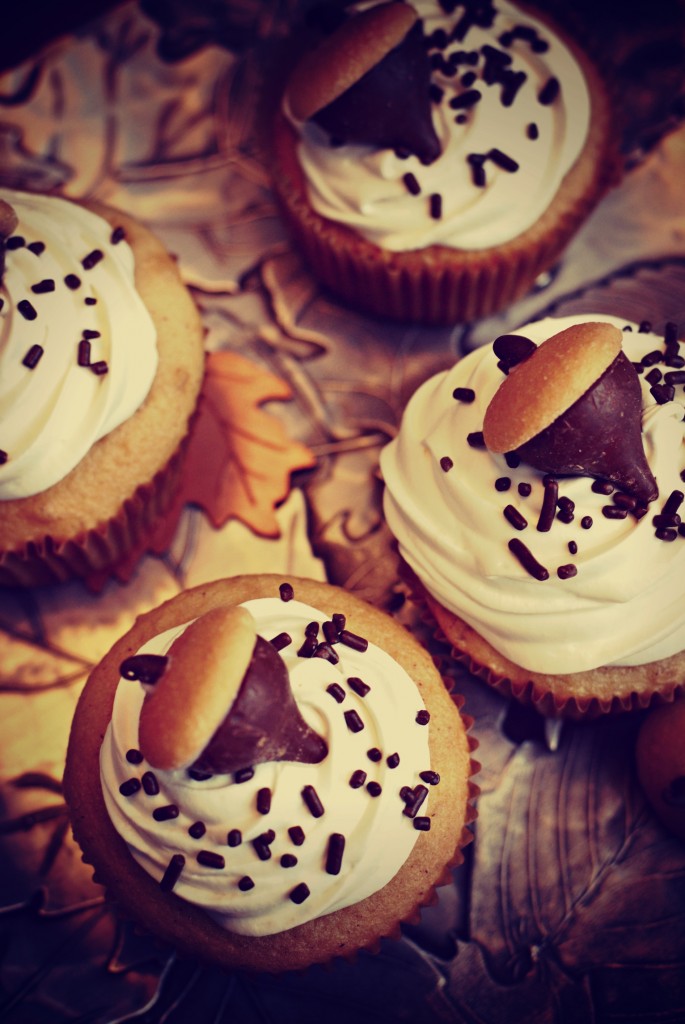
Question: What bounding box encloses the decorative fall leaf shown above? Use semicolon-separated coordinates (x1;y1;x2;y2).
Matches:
179;349;315;537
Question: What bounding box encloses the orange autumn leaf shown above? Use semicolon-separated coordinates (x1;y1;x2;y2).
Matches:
181;349;315;537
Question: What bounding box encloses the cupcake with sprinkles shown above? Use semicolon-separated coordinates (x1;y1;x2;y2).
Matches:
272;0;619;325
381;315;685;716
0;188;205;586
64;574;477;972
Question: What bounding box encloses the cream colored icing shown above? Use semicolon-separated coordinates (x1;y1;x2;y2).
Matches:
290;0;591;251
0;188;157;500
380;315;685;674
100;596;433;936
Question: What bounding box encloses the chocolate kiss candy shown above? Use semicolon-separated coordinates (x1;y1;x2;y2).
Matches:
312;20;441;164
138;605;327;773
286;3;441;164
191;634;328;774
483;322;659;503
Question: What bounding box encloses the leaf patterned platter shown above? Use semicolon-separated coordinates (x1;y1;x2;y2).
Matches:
1;1;685;1021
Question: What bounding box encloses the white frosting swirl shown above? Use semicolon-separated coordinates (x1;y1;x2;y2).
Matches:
291;0;591;251
0;188;157;500
100;597;432;936
381;315;685;674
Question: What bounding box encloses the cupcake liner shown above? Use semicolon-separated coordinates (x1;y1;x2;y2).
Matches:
400;558;685;721
0;441;187;588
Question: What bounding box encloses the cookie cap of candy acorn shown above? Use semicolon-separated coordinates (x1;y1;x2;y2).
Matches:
482;322;659;504
126;605;328;774
285;2;441;165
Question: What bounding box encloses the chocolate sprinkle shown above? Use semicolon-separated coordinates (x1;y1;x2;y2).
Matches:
414;816;431;831
238;875;254;891
467;431;485;448
344;709;365;733
153;805;179;822
120;654;168;684
126;748;143;765
119;778;141;797
253;832;275;860
227;829;242;847
160;854;185;892
340;630;368;652
197;850;225;869
348;676;370;697
326;683;346;704
440;456;454;472
367;748;382;762
234;767;255;784
189;821;206;839
581;516;593;529
367;781;382;797
537;476;558;533
17;299;37;321
142;771;159;796
288;825;305;845
349;769;367;788
78;339;91;366
538;76;560;105
504;504;528;531
81;249;104;270
0;451;8;465
64;273;81;290
557;564;578;580
90;360;109;376
31;279;55;294
302;784;325;818
387;752;400;769
257;788;272;814
325;833;346;875
280;854;298;868
403;785;429;818
279;582;294;602
420;770;440;785
453;387;475;402
495;477;511;492
429;193;443;219
602;506;628;520
508;538;549;581
403;172;421;195
416;710;430;725
289;882;311;905
313;641;339;663
22;345;43;369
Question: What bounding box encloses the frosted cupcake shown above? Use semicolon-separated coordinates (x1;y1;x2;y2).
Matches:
0;188;205;586
64;574;477;972
381;315;685;716
272;0;618;325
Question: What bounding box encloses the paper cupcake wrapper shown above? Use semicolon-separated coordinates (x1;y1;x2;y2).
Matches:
400;559;685;721
0;442;187;588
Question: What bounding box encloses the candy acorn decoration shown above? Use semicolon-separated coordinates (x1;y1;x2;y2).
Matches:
285;2;441;165
483;321;659;504
122;605;328;774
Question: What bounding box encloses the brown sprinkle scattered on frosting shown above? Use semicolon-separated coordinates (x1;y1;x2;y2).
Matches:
289;882;311;905
325;833;346;875
339;630;368;652
344;709;365;733
288;825;305;846
238;875;254;891
349;769;367;788
142;771;159;796
508;538;549;581
302;784;325;818
326;683;346;703
197;850;225;869
119;778;141;797
160;854;185;892
153;804;179;822
22;345;43;369
279;582;294;601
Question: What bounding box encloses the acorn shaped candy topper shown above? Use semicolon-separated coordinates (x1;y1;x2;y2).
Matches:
124;605;328;774
0;198;18;281
482;322;659;504
285;2;441;165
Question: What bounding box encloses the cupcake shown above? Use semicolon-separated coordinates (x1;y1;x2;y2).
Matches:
381;315;685;716
272;0;619;326
0;188;205;587
63;574;477;972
